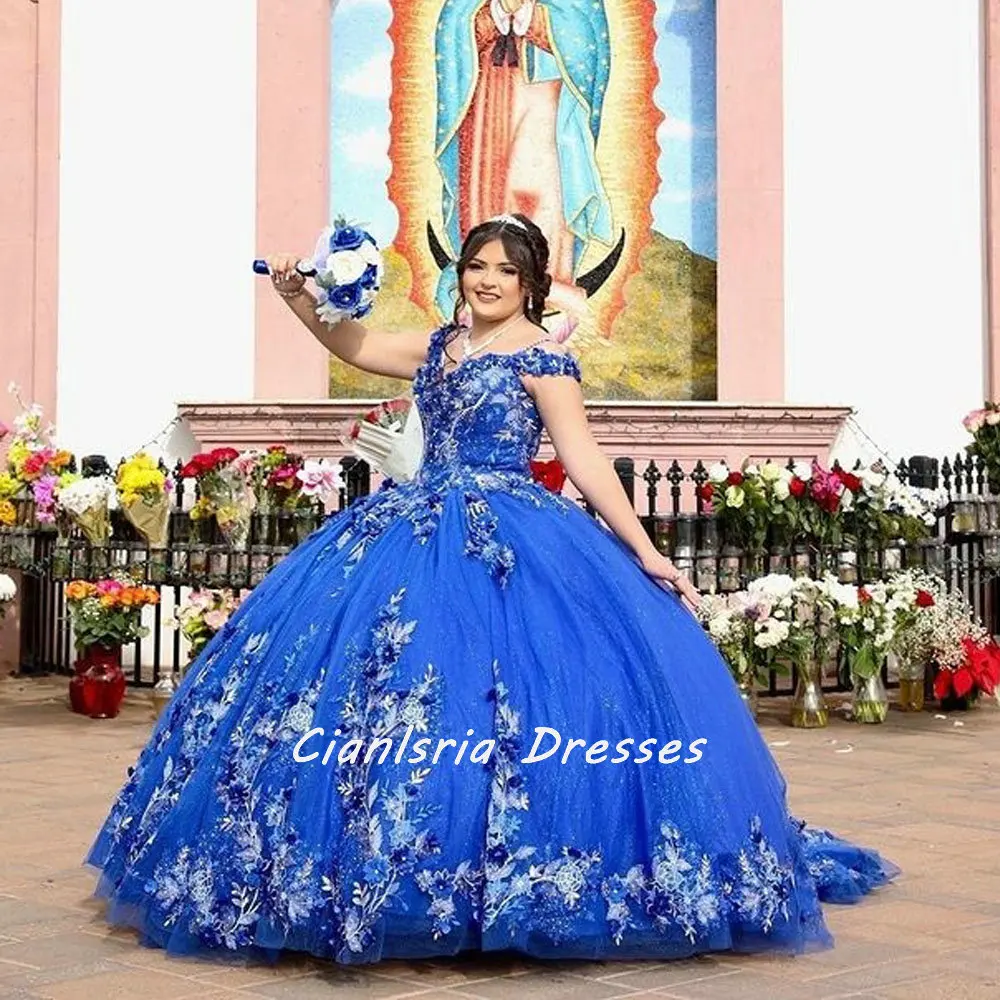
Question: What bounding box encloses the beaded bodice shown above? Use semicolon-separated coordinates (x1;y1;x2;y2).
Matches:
411;324;582;487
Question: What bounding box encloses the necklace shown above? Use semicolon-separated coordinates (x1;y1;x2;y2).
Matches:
462;312;522;359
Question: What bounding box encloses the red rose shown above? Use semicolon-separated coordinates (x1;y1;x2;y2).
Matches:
698;483;715;502
726;471;744;487
181;452;217;478
788;477;806;498
915;590;935;608
530;459;567;494
858;587;872;604
209;447;238;467
839;472;862;493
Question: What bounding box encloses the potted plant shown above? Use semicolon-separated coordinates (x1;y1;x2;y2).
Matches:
64;576;159;718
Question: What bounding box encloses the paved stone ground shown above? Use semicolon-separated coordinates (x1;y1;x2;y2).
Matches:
1;673;998;1000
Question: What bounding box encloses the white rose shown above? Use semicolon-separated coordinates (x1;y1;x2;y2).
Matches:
743;463;760;477
773;479;790;500
987;412;1000;426
324;249;367;286
792;462;812;482
709;463;730;484
725;485;745;509
759;462;782;483
0;574;16;602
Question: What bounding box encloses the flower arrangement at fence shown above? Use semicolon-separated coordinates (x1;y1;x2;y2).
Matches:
56;475;116;546
172;588;243;659
64;576;159;651
698;462;788;550
963;402;1000;488
296;458;343;502
116;452;173;547
181;447;255;546
885;573;998;704
3;384;74;524
0;573;16;619
238;446;315;513
697;574;814;695
849;466;940;547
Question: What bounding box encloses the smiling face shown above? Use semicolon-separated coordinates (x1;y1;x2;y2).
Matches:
459;238;525;324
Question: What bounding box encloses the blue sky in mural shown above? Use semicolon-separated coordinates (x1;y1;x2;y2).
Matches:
330;0;717;260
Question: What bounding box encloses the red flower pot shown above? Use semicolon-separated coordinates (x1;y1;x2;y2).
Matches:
69;643;127;719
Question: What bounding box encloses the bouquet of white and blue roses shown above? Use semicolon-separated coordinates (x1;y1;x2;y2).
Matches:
307;220;384;326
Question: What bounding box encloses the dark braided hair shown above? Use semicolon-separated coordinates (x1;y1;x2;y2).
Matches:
451;213;552;328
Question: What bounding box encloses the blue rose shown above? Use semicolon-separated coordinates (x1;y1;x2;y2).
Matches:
360;264;379;290
330;281;363;312
353;300;374;320
329;225;366;252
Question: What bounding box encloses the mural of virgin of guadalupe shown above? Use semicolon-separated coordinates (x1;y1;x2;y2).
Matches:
433;0;616;318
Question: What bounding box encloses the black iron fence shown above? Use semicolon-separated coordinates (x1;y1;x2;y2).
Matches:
2;453;997;693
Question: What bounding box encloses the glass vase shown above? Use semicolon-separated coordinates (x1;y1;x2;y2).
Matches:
896;661;927;712
851;672;888;724
790;658;828;728
730;653;759;720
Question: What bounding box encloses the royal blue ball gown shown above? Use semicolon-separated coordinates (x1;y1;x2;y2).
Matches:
87;324;898;963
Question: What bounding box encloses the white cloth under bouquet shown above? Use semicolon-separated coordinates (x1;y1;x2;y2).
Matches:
345;396;424;483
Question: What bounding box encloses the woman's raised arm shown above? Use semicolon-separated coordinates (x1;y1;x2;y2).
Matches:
265;253;433;381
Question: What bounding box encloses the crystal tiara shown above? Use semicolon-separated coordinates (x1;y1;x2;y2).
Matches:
488;214;528;231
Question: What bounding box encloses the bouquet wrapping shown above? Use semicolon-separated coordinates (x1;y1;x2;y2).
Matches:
345;396;424;483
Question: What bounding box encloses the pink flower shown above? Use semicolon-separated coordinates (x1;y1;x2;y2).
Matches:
31;474;59;522
809;462;845;513
187;590;214;610
95;579;124;596
296;459;342;499
964;408;989;433
232;452;259;477
203;609;229;631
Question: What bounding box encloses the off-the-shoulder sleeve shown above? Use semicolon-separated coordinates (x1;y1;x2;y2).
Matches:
513;347;582;382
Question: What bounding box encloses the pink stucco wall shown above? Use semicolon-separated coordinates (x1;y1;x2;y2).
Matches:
0;0;60;432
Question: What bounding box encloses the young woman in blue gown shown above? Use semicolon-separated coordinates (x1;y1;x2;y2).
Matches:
87;213;897;964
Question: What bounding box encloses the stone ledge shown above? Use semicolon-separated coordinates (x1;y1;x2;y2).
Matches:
176;399;853;470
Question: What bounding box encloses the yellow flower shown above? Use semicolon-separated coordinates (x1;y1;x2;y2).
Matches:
59;471;81;489
117;452;166;506
0;474;21;500
0;500;15;526
190;497;214;520
7;441;29;474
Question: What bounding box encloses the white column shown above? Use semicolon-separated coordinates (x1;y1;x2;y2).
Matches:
58;0;257;462
784;0;985;465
